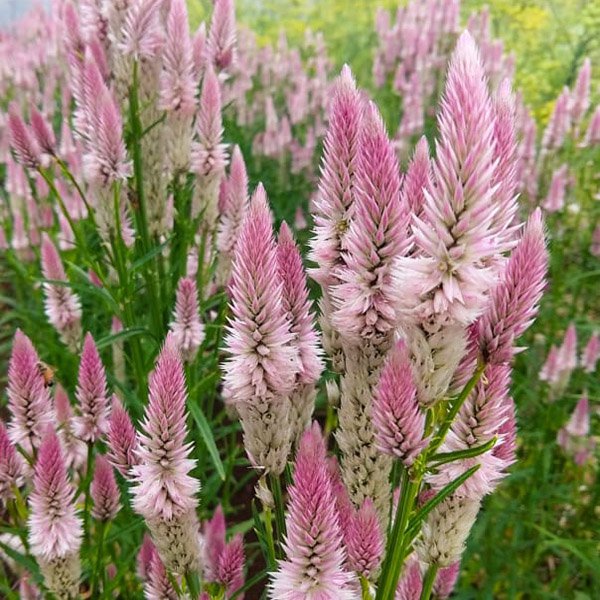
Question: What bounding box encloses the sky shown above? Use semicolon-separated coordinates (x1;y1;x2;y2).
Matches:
0;0;49;26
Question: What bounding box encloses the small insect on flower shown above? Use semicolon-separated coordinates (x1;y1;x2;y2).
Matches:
36;362;57;388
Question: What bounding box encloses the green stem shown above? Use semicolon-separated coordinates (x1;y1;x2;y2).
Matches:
82;443;94;545
375;468;420;600
91;520;106;598
264;507;277;571
419;563;439;600
184;570;200;599
360;575;373;600
427;362;486;457
55;156;93;216
269;474;286;553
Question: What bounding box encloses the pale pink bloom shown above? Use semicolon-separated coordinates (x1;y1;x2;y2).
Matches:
434;562;460;599
79;0;109;44
7;330;54;454
107;396;139;477
74;333;110;443
28;428;82;561
8;105;41;169
541;88;571;154
0;420;24;504
429;364;515;497
395;555;422;600
539;345;561;385
144;546;179;600
399;32;500;324
542;165;568;213
29;106;56;156
477;209;548;364
131;335;198;521
53;384;86;470
559;323;578;373
170;277;205;363
137;534;156;580
581;332;600;373
119;0;164;60
160;0;196;116
91;454;121;521
373;340;427;466
565;395;590;438
217;145;249;274
206;0;236;71
570;58;591;129
332;102;410;342
294;206;308;230
581;105;600;146
344;498;383;579
203;505;226;580
269;423;356;599
309;65;364;286
18;576;40;600
491;397;517;466
557;395;595;465
401;136;431;220
192;22;207;75
41;233;82;350
223;185;299;404
489;79;519;250
277;222;323;385
216;535;245;598
191;64;228;181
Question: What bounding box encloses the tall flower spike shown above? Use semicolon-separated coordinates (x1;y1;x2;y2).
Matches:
223;185;298;403
344;498;384;580
310;65;364;286
400;31;499;324
223;185;298;473
191;64;228;223
277;222;323;385
434;562;460;599
107;396;139;477
119;0;164;60
217;145;249;285
332;101;410;342
7;330;54;454
542;165;568;213
570;58;591;129
160;0;196;116
203;505;226;581
170;277;205;363
91;455;121;521
8;105;41;169
582;332;599;373
478;209;548;364
0;420;24;504
28;428;82;598
395;555;422;600
415;494;480;568
216;535;245;597
29;106;56;156
401;136;431;220
74;333;110;443
131;335;201;574
41;233;82;351
373;340;427;466
269;423;356;599
145;547;179;600
558;323;578;373
206;0;237;71
54;385;86;470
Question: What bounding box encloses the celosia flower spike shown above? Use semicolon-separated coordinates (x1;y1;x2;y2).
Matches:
270;423;356;599
29;106;56;156
582;332;599;373
216;535;245;597
107;396;139;476
74;333;110;443
131;335;200;574
400;136;431;220
206;0;237;71
7;330;54;454
28;428;82;597
91;455;121;521
478;208;548;364
119;0;164;60
203;505;226;580
372;340;427;466
344;498;384;580
332;102;410;342
8;104;41;169
170;276;205;363
0;420;24;504
277;222;323;385
41;233;82;351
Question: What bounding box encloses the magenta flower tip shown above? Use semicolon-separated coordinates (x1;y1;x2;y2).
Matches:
345;498;384;579
91;454;121;521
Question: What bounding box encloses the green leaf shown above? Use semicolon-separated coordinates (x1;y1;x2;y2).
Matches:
0;541;43;586
131;237;171;272
96;327;153;350
428;437;497;467
187;400;226;480
229;568;268;599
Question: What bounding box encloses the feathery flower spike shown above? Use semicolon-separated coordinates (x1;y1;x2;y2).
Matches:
206;0;237;71
0;420;24;504
91;455;121;521
344;498;384;580
107;396;139;477
170;277;205;363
